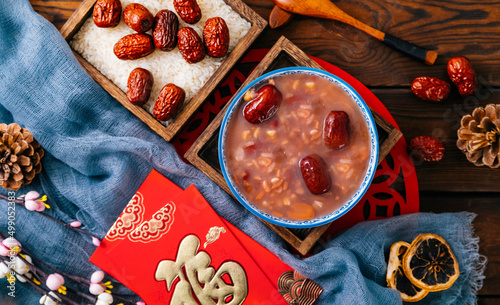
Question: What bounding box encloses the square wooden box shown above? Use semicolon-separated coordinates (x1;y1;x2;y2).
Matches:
185;36;403;255
59;0;267;141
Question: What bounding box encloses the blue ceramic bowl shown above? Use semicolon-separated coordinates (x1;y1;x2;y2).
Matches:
219;67;379;228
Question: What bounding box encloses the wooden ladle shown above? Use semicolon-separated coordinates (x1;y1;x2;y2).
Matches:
269;5;294;29
272;0;438;65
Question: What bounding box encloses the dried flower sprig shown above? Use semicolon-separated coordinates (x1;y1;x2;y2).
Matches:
0;192;146;305
0;257;66;304
0;234;140;305
0;191;101;246
0;254;33;282
0;244;80;305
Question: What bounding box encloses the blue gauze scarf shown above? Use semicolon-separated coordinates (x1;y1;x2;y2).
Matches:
0;1;486;304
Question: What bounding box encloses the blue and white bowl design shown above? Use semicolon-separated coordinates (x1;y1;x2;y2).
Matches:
219;67;379;228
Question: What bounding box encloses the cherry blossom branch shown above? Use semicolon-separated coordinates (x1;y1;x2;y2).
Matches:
16;243;91;287
0;191;144;305
0;257;74;305
0;233;139;305
0;192;101;245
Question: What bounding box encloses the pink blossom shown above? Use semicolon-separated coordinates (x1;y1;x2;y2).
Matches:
0;238;20;256
25;199;45;212
25;191;40;201
70;221;82;228
25;200;39;211
89;283;105;295
35;200;46;212
91;271;105;283
92;237;101;247
0;245;9;256
46;273;65;291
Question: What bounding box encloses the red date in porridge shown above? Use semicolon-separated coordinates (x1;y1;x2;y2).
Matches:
224;73;372;221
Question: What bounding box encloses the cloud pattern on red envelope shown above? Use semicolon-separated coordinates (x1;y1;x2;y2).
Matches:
106;192;145;242
129;202;176;243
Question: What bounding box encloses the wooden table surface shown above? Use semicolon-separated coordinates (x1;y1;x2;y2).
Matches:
30;0;500;303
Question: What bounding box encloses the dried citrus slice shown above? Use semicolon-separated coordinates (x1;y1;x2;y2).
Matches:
387;241;429;302
403;233;459;292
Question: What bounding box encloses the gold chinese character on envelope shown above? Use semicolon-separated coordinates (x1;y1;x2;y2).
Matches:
156;235;248;305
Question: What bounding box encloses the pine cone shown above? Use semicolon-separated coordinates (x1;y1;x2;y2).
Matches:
457;104;500;168
0;123;44;191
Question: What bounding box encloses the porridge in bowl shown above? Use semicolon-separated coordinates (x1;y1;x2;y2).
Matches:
221;69;377;225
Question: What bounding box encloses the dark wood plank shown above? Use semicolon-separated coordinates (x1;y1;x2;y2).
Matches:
30;1;81;29
33;0;500;86
59;0;95;40
478;297;500;305
420;192;500;296
245;0;500;87
372;87;500;192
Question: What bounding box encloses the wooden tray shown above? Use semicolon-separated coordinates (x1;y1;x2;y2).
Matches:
185;36;403;255
59;0;267;142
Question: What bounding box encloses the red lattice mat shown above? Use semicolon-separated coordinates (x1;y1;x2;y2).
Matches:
172;49;419;238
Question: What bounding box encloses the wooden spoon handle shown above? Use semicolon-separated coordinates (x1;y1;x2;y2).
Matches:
382;33;438;65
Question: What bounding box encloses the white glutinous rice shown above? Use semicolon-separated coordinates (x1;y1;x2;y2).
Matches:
71;0;251;125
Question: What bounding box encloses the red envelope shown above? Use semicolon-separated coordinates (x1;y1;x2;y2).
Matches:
105;185;288;304
90;169;184;286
